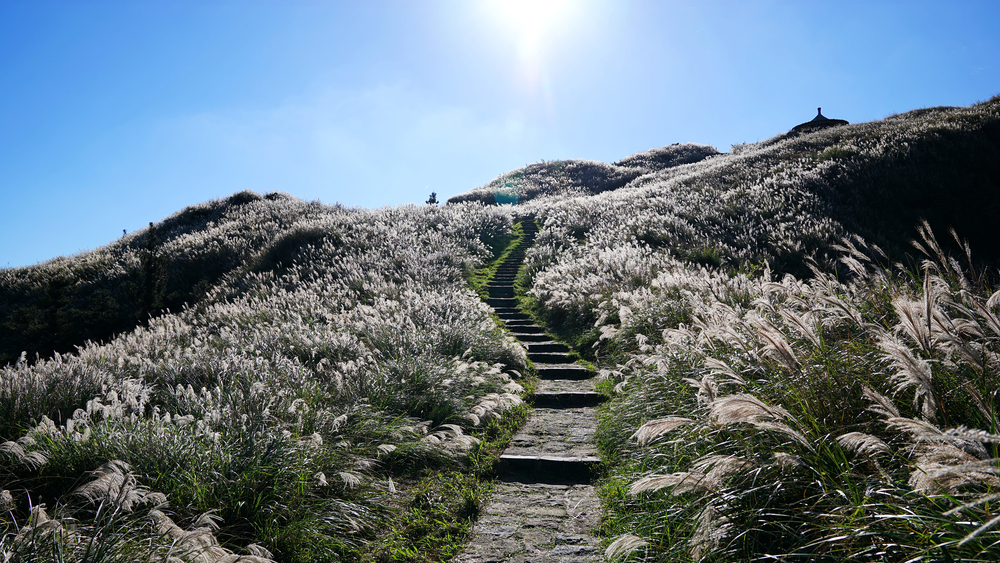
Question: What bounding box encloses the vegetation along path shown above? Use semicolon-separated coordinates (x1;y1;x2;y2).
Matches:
457;218;604;563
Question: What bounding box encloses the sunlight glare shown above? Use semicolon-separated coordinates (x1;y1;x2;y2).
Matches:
486;0;577;64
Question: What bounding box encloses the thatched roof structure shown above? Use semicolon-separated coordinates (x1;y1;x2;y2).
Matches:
791;107;848;134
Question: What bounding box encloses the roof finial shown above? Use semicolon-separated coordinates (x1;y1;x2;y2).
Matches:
817;107;822;116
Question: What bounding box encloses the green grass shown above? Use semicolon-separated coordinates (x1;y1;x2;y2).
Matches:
362;402;530;563
467;221;523;300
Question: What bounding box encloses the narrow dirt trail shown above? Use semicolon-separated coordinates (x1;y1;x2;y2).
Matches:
457;219;604;563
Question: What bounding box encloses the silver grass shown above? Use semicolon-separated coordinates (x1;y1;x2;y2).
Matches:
988;289;1000;310
338;472;362;488
818;294;867;328
908;446;1000;493
0;440;48;469
689;505;728;562
605;534;649;561
702;357;746;387
772;452;805;469
912;220;950;277
73;460;168;512
887;418;988;459
837;255;869;279
194;511;223;531
710;394;792;425
878;333;937;420
631;417;697;446
691;454;754;483
892;295;935;355
944;426;1000;444
753;421;815;451
628;472;715;495
973;298;1000;339
683;374;717;404
0;489;12;512
862;385;901;418
837;432;891;457
779;308;821;348
748;315;800;372
887;417;949;442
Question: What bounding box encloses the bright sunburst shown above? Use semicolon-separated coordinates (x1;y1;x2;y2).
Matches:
485;0;577;66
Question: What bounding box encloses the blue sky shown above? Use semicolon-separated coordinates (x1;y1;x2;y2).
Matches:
2;0;999;268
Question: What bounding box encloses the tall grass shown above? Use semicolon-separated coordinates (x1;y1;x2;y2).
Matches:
585;224;1000;561
1;197;528;562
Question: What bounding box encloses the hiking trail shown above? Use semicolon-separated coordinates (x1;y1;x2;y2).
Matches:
457;218;604;563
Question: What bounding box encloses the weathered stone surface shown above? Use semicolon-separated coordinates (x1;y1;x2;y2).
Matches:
505;407;598;458
454;483;602;563
535;379;596;395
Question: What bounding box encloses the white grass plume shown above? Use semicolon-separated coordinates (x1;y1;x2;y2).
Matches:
710;394;792;425
628;472;713;495
862;385;900;419
73;460;167;512
878;333;937;420
837;432;890;457
631;417;697;446
748;315;800;372
605;534;649;561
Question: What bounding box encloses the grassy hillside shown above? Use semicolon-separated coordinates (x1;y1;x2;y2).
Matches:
0;191;315;367
1;197;530;562
447;143;720;206
3;94;1000;562
490;95;1000;561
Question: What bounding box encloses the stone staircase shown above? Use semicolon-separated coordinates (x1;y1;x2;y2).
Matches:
457;218;604;563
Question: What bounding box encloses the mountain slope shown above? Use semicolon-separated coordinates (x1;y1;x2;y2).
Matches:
3;95;1000;563
453;96;1000;276
0;197;528;562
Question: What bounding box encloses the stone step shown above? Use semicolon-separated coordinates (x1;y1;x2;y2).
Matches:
490;284;516;290
509;325;544;334
454;483;601;563
491;307;521;315
532;391;605;408
511;333;550;342
486;297;518;308
495;311;529;319
504;319;537;327
527;342;570;353
529;352;571;364
488;287;515;298
491;308;520;316
535;364;594;380
500;406;599;484
498;454;600;484
535;378;597;394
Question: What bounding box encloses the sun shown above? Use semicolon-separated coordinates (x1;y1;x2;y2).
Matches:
484;0;577;63
482;0;579;95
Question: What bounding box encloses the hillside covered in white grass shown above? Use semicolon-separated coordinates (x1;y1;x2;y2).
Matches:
3;94;1000;562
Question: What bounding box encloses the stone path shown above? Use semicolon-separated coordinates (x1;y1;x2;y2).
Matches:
457;218;604;563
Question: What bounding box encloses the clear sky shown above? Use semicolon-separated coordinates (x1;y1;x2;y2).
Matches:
2;0;999;268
